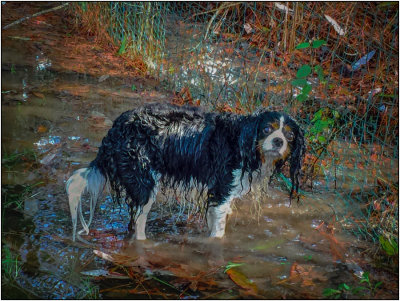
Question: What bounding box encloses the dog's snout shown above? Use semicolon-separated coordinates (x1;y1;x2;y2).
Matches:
272;137;283;148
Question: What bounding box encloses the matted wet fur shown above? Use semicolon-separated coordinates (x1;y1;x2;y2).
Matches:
66;102;305;241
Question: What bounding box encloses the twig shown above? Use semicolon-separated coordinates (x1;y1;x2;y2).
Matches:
3;3;69;30
189;2;240;19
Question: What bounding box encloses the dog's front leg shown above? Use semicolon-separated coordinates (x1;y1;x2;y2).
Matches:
208;201;232;238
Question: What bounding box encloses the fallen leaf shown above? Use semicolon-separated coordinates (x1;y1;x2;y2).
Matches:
244;23;252;34
351;50;376;71
289;262;327;287
37;125;48;133
252;238;285;251
99;74;110;82
226;268;258;295
274;2;293;14
325;15;346;36
33;91;45;98
39;152;56;165
81;269;130;279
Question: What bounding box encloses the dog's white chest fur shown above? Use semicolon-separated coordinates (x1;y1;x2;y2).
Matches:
230;158;275;199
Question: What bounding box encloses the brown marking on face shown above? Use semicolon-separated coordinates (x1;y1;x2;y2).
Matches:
257;139;266;163
284;125;292;132
271;122;279;130
281;144;291;160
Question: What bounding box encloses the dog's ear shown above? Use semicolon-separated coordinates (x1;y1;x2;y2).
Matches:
289;124;306;201
239;115;262;172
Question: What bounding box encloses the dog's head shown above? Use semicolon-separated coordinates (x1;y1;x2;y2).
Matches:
239;109;305;199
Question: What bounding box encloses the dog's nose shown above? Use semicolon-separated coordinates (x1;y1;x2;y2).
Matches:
272;137;283;148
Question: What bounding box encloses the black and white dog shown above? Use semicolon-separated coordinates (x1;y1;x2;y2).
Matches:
66;102;305;241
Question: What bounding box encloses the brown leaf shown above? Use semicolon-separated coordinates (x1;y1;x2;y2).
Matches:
226;268;258;295
37;125;48;133
32;91;45;98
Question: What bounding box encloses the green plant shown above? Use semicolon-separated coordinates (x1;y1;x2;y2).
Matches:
118;35;128;55
323;283;351;299
323;272;383;299
360;272;383;296
2;182;43;210
291;39;327;101
1;245;21;281
76;277;100;299
307;108;340;145
224;261;245;273
2;148;38;170
303;107;340;185
379;235;398;256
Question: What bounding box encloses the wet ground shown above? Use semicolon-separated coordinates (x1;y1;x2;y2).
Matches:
1;2;398;300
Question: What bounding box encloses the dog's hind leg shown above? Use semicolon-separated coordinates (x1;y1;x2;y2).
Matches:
66;167;105;241
66;168;89;242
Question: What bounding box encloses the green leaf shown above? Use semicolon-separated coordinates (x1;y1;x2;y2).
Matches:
118;35;127;55
79;2;87;12
302;83;312;95
312;39;327;48
291;79;307;87
224;262;245;273
374;281;383;289
131;84;136;91
333;110;340;119
351;286;366;295
323;288;341;297
318;135;327;143
295;42;310;50
360;272;370;284
314;65;325;82
296;64;312;78
379;235;398;256
338;283;350;290
311;109;323;122
377;2;397;8
262;27;270;33
296;93;308;102
304;255;312;261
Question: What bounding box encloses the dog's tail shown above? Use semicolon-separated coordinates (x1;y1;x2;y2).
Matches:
66;166;106;241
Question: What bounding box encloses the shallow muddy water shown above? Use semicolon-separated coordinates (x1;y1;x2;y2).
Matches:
0;52;377;300
1;3;397;300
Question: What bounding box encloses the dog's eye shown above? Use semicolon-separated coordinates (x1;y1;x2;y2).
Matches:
286;131;294;142
263;126;273;134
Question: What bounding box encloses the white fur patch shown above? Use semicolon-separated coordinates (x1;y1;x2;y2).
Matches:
134;172;161;240
207;201;232;238
207;169;251;238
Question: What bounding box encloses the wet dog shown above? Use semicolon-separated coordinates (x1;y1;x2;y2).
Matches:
66;102;305;241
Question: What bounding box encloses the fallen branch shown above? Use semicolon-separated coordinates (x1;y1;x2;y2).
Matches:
3;2;69;30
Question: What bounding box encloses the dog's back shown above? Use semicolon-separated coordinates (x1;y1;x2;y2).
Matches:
92;103;242;197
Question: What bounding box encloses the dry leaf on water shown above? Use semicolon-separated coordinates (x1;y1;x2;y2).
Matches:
226;268;258;296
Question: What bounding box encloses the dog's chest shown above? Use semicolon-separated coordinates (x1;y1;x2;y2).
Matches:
230;160;274;199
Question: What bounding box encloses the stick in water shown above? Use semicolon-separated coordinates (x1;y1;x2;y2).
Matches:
3;3;69;30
